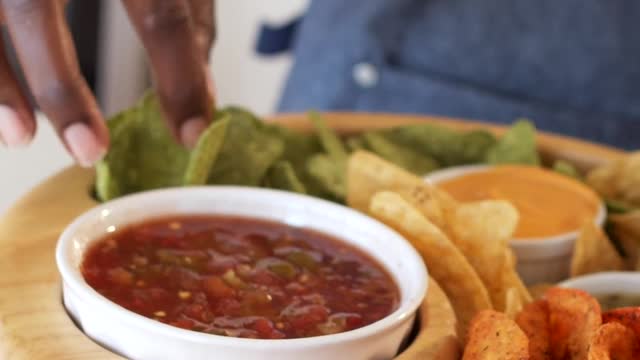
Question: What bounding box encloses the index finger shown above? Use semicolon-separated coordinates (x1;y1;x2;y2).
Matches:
0;0;109;166
121;0;213;147
187;0;215;60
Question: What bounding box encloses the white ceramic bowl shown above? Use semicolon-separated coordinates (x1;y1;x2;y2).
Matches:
56;187;428;360
560;272;640;297
425;165;606;285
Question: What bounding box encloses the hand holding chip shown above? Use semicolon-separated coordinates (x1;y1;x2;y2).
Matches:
0;0;215;166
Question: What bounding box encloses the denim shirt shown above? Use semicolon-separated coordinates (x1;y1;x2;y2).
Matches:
276;0;639;149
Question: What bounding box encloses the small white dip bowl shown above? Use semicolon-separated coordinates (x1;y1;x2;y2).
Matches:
559;272;640;307
56;187;428;360
425;165;606;285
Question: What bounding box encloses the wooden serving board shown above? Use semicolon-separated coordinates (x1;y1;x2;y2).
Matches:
0;113;626;360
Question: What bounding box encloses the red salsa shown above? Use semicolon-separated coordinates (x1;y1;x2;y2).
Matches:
81;215;399;339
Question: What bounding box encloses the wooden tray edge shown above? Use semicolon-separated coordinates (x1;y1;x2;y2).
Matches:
0;113;627;360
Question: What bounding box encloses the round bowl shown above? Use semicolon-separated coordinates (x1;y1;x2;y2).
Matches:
425;165;606;285
559;272;640;308
56;187;428;360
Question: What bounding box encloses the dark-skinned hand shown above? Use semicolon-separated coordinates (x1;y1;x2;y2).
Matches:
0;0;215;166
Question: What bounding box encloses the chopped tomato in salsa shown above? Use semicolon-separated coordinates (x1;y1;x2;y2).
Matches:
81;216;399;339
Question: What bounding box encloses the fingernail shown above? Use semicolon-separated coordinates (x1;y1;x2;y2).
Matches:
63;122;107;168
180;117;208;149
0;105;32;147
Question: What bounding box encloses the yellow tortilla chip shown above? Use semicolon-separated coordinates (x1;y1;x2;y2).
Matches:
504;287;523;320
505;249;533;305
447;200;520;311
610;211;640;242
369;191;492;335
502;248;532;305
347;151;444;227
587;159;625;200
617;152;640;207
570;222;624;277
617;234;640;271
493;251;531;319
609;211;640;270
397;277;461;360
432;187;460;235
587;151;640;208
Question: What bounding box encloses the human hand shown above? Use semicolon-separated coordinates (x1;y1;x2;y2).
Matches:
0;0;215;166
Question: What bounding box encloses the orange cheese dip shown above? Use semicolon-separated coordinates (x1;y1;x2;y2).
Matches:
438;165;601;238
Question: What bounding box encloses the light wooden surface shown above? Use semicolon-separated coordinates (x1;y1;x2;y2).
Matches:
0;113;626;360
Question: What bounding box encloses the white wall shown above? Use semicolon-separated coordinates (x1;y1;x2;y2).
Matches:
213;1;309;115
0;1;308;214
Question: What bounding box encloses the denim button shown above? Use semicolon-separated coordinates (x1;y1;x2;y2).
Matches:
353;62;379;88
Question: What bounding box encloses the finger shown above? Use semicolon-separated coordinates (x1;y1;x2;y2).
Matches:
187;0;215;61
121;0;213;148
0;40;36;147
187;0;216;105
0;0;108;166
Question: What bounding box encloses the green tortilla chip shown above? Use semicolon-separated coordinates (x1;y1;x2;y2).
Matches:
606;199;632;215
206;110;284;186
306;154;346;200
346;136;368;152
378;125;497;166
95;92;189;201
308;111;347;161
264;161;307;194
362;132;439;175
486;119;540;165
305;111;350;200
96;95;546;208
134;94;191;188
184;116;230;185
95;161;120;201
95;109;134;200
262;124;321;170
216;106;262;125
460;130;499;164
262;124;330;197
552;160;582;180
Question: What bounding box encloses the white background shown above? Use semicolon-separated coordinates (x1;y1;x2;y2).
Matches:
0;1;309;214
